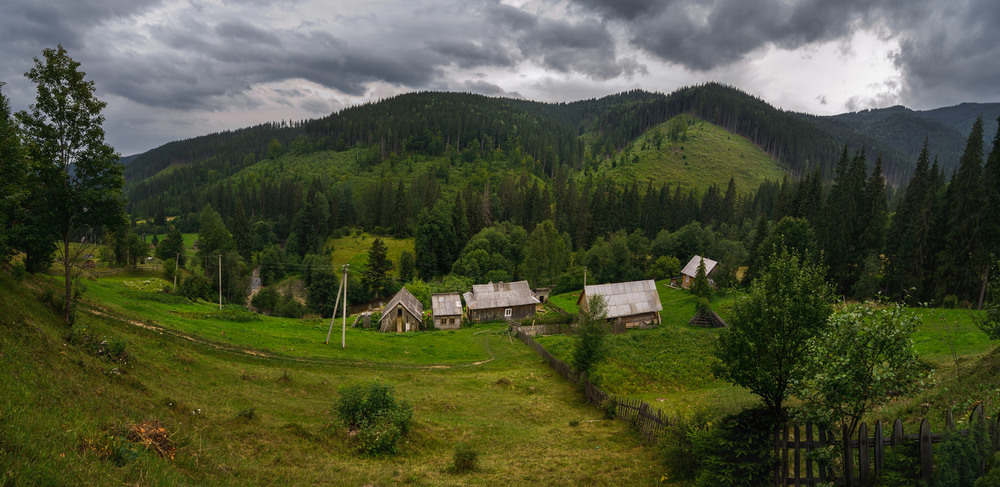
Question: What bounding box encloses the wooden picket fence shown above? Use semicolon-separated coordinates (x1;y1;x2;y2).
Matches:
513;327;668;442
775;404;991;486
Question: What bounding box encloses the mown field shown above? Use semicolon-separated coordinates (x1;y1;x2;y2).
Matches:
0;270;662;486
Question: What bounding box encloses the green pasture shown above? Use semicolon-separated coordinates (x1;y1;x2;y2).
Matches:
1;270;664;486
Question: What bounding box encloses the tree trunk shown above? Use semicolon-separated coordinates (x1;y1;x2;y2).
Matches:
63;237;72;326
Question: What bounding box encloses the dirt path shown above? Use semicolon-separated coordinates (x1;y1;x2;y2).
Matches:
83;303;497;370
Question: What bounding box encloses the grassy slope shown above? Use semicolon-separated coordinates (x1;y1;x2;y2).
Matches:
595;115;787;195
326;232;415;274
540;284;996;424
0;270;661;486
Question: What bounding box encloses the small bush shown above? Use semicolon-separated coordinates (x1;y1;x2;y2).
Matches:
237;407;257;422
689;407;776;487
601;398;617;420
11;262;26;281
452;443;478;473
568;420;580;427
335;382;413;455
658;413;711;482
942;295;959;309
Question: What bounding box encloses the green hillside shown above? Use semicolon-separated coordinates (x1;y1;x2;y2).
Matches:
0;269;661;485
594;115;785;194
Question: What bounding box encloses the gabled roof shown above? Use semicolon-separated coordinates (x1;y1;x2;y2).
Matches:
579;279;663;319
378;287;423;326
431;293;463;317
681;255;718;278
464;281;539;310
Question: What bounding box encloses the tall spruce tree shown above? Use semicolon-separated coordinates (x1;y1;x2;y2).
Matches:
937;117;985;303
979;118;1000;307
886;140;932;300
0;84;27;263
16;45;126;324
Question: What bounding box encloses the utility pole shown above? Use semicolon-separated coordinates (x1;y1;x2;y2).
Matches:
218;253;222;310
583;266;587;288
325;269;345;345
342;264;349;349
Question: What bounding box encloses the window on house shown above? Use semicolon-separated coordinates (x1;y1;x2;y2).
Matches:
504;308;512;317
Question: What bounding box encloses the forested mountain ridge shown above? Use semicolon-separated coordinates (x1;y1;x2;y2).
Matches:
124;84;996;199
816;103;1000;174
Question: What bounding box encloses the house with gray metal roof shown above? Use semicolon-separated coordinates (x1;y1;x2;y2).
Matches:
680;255;718;289
577;279;662;330
378;287;424;332
431;292;463;330
463;281;539;322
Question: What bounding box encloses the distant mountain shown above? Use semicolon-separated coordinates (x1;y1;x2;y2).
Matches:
122;84;998;199
813;103;1000;176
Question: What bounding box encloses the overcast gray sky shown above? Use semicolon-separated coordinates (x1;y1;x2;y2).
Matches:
1;0;997;155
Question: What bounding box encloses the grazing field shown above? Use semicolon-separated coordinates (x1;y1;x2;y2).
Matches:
595;115;786;195
1;270;662;486
325;232;415;272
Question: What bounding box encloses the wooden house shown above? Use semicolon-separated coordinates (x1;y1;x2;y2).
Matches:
378;287;424;333
463;281;539;322
578;279;662;329
680;255;718;289
431;292;463;330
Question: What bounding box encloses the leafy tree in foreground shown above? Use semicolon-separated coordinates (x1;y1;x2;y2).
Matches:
793;301;926;439
16;45;126;324
714;248;834;422
573;295;608;375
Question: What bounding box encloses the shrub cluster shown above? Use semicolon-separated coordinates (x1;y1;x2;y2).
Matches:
335;382;413;455
659;407;775;486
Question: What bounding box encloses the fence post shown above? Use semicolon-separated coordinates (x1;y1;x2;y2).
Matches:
891;419;902;448
805;423;814;482
818;427;828;483
843;424;854;487
793;424;801;487
782;423;790;485
774;424;782;487
858;422;869;486
873;420;884;478
946;409;955;429
919;419;933;483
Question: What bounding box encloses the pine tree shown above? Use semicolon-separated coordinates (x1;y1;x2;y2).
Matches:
363;237;393;298
886;140;932;299
937;117;985;302
230;199;252;261
857;155;888;263
979;117;1000;307
0;84;27;263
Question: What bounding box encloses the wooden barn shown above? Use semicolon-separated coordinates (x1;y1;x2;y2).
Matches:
431;292;463;330
578;279;663;330
378;287;424;333
680;255;718;289
463;281;539;323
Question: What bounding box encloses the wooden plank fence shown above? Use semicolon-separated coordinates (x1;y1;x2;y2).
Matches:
775;403;991;486
514;327;668;442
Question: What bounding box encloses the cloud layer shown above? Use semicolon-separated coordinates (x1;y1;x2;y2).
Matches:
0;0;997;154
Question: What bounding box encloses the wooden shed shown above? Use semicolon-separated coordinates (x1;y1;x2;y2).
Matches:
378;287;424;333
578;279;663;330
463;281;539;323
431;292;463;330
680;255;718;289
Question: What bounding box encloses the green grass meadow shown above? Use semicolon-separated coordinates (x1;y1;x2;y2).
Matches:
0;270;662;486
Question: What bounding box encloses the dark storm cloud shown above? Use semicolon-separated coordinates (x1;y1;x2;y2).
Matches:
484;3;645;80
570;0;1000;107
425;39;516;69
455;79;523;99
0;0;162;56
890;0;1000;108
